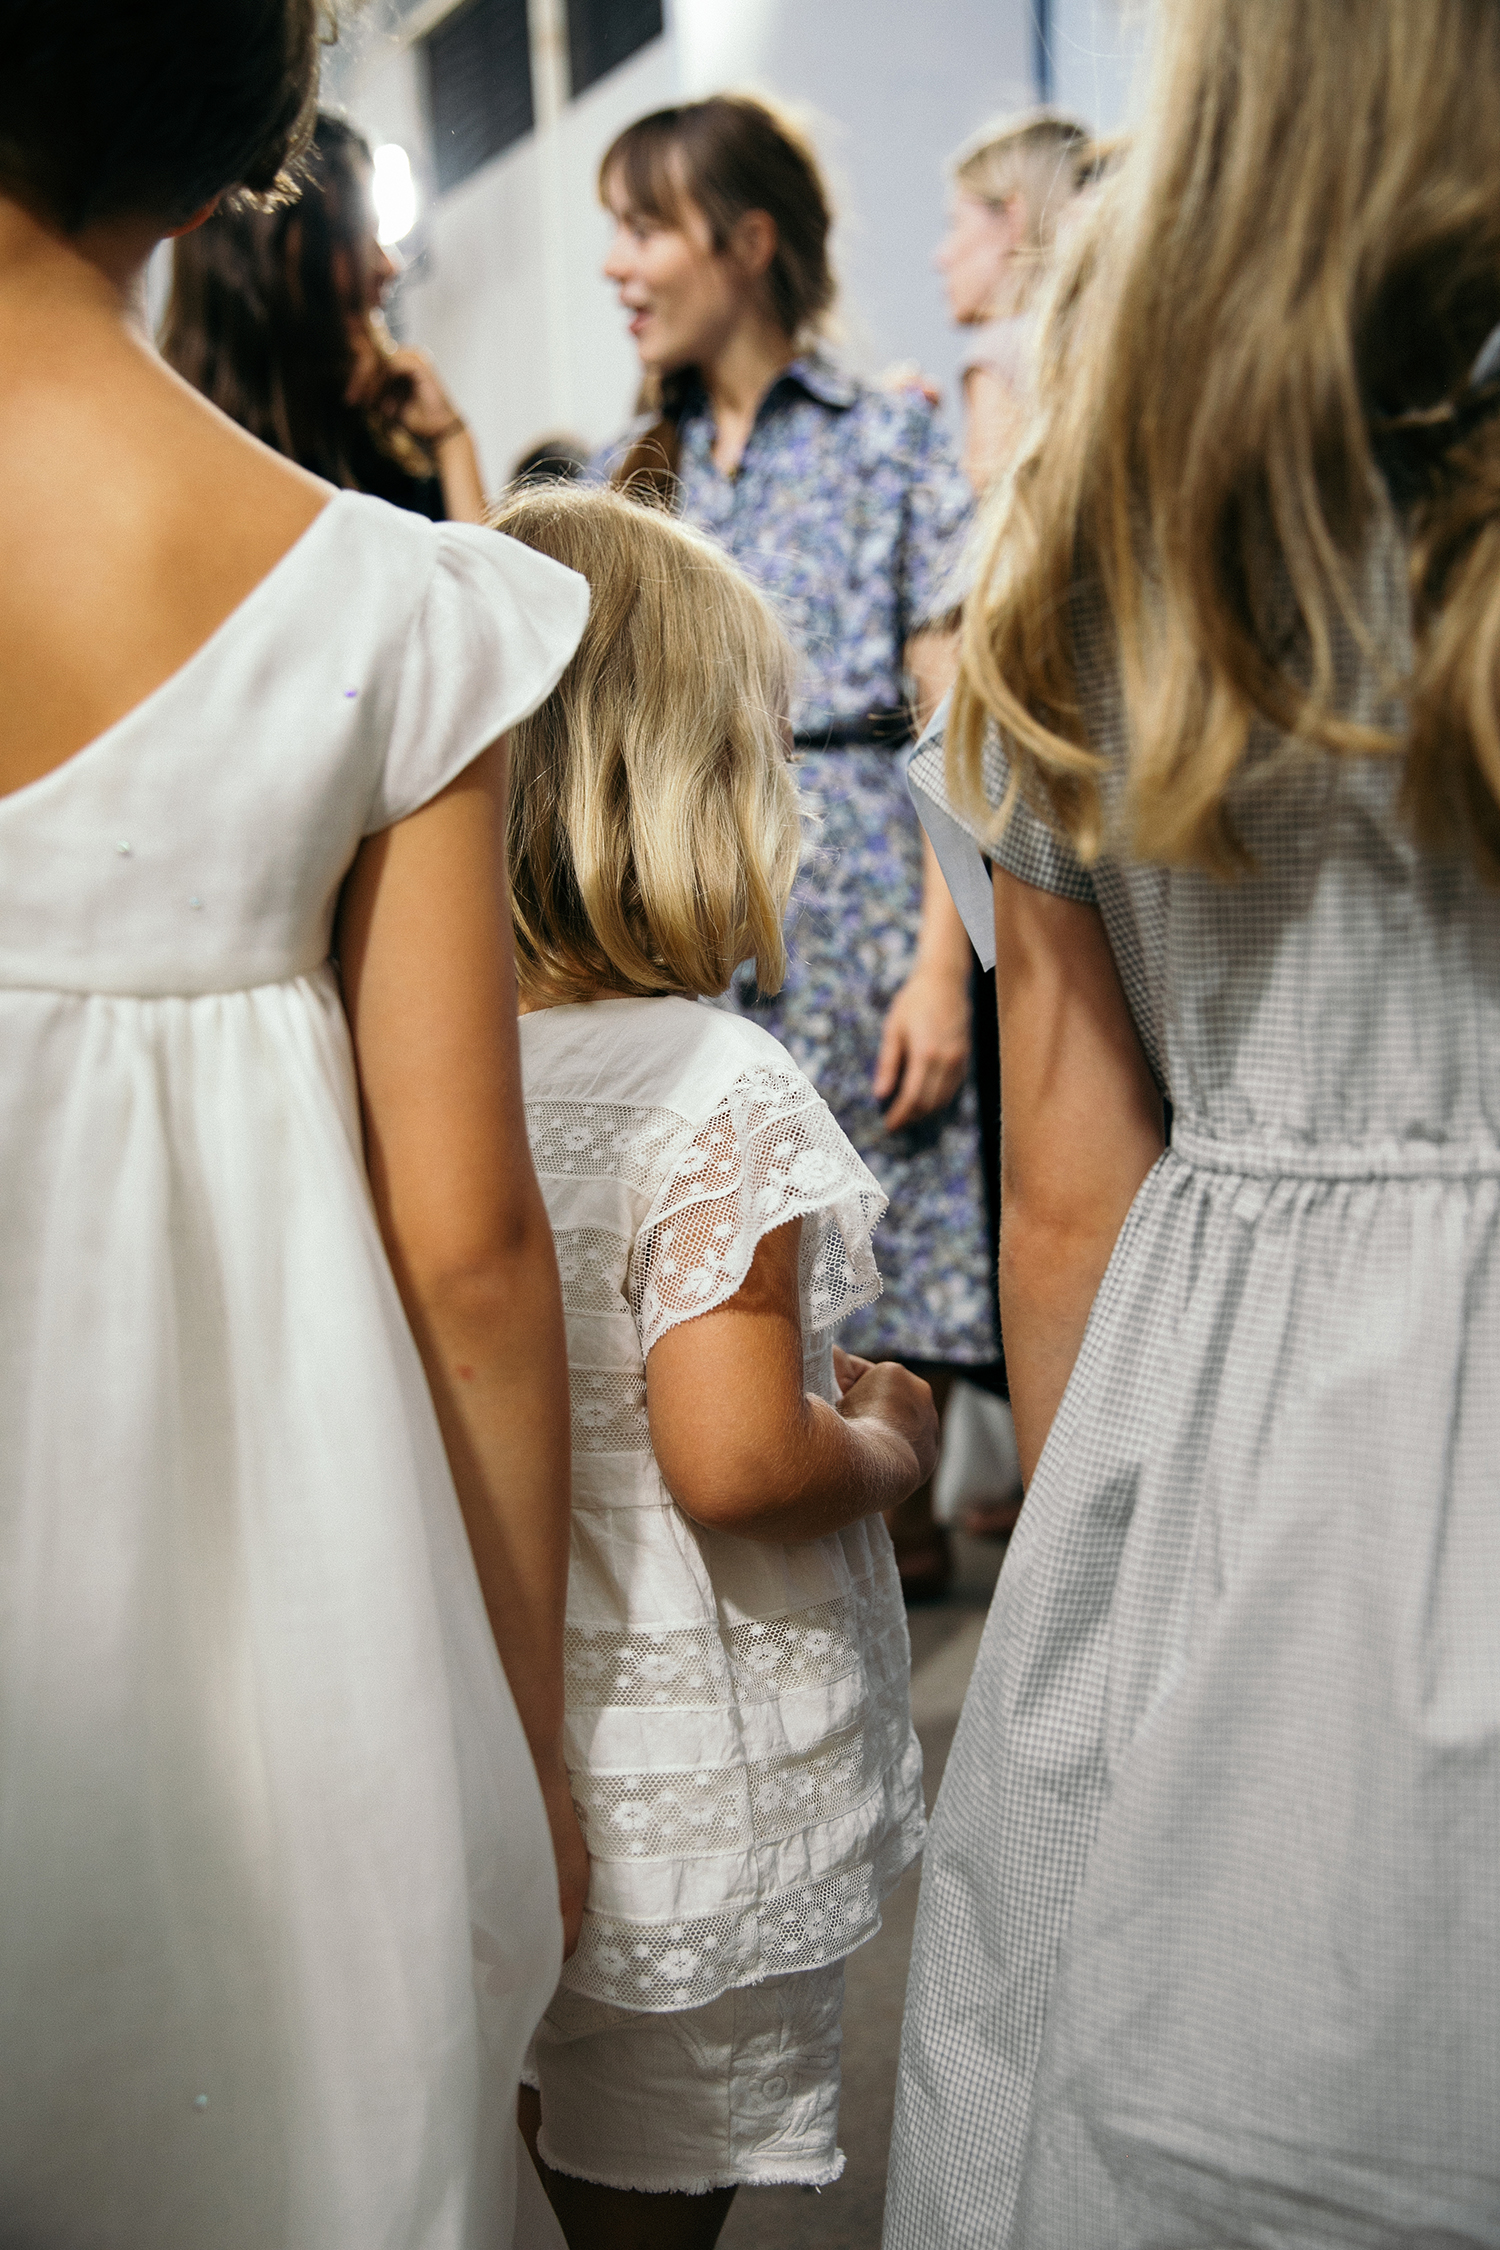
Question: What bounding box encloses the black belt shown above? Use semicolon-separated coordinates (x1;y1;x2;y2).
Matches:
791;709;913;750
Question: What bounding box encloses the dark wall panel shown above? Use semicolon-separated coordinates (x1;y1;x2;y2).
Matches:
424;0;534;196
567;0;664;98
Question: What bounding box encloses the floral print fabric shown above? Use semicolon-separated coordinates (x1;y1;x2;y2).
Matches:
728;747;997;1363
599;355;998;1364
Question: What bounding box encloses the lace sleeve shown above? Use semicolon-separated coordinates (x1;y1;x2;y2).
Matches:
630;1062;887;1359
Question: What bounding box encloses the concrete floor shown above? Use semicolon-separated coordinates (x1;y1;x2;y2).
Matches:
718;1531;1005;2250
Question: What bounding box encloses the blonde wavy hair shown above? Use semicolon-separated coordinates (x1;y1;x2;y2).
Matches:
491;485;801;1003
952;0;1500;881
950;109;1091;308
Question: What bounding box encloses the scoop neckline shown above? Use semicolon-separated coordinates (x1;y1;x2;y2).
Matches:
0;488;348;820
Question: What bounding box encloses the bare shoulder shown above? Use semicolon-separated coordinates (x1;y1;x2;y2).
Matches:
0;293;329;604
0;306;331;788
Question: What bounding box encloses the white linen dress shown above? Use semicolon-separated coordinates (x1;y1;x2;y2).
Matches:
519;997;926;2012
888;527;1500;2245
0;491;588;2250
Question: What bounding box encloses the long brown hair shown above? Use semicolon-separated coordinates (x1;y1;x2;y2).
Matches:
952;0;1500;882
162;112;433;494
598;95;835;504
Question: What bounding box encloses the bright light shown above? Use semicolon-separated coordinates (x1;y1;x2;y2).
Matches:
372;144;417;247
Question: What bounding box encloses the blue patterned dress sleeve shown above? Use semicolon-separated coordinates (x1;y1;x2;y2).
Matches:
896;405;975;636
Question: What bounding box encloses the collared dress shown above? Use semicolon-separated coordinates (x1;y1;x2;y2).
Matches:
887;528;1500;2243
596;354;998;1368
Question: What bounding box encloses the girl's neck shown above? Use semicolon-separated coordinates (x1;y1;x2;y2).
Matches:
983;260;1031;327
694;310;797;478
0;193;158;327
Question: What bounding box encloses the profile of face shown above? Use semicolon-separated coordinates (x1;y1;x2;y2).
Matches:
336;158;401;320
935;188;1022;326
325;157;404;406
602;167;767;374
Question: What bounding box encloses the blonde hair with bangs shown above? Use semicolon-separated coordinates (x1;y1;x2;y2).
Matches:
491;485;801;1004
952;0;1500;881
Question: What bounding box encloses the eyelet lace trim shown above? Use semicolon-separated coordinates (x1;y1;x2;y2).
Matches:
528;1099;691;1192
555;1225;632;1315
564;1573;904;1709
567;1365;650;1454
565;1827;924;2011
629;1062;886;1357
573;1681;913;1861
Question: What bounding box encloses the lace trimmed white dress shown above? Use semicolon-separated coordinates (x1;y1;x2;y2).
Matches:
519;996;926;2012
0;491;588;2250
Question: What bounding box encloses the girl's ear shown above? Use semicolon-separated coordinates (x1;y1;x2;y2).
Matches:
729;208;779;283
996;192;1030;261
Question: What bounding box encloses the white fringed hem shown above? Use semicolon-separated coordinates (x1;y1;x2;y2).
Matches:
534;2139;847;2197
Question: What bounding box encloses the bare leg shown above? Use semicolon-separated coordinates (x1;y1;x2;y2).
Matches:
518;2087;737;2250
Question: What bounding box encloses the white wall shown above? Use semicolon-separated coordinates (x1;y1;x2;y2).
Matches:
1046;0;1146;135
323;0;1146;491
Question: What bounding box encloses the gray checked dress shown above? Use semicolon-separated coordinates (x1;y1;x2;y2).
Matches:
887;521;1500;2244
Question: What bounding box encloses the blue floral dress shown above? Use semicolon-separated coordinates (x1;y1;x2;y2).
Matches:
597;355;997;1365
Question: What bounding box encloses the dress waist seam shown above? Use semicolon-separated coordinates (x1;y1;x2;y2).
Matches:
0;962;332;1003
1169;1125;1500;1181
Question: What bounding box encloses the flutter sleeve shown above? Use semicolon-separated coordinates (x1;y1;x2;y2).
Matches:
907;694;1098;970
366;522;589;833
630;1057;888;1359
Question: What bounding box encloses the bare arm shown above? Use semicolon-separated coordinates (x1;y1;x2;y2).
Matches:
350;337;488;524
646;1219;939;1542
432;422;486;526
994;869;1165;1486
337;742;586;1948
961;365;1028;494
874;626;974;1131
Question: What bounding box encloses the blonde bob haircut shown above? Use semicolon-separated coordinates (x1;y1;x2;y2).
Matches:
952;0;1500;882
490;485;801;1004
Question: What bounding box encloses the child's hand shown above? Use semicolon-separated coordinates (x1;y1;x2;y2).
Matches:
835;1359;940;1491
832;1345;873;1395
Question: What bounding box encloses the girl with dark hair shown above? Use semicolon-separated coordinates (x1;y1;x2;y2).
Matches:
0;4;586;2243
164;111;486;521
596;94;1000;1601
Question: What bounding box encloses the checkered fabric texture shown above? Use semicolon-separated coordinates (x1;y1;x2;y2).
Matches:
890;523;1500;2244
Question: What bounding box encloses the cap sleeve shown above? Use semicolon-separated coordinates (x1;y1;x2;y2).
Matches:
366;523;589;833
629;1059;887;1360
907;696;1097;970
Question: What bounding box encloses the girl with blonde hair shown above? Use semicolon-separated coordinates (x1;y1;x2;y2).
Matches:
593;93;1000;1602
492;484;937;2250
889;0;1500;2239
934;108;1090;491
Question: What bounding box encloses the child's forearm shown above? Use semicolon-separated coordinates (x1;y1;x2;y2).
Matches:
667;1389;922;1546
